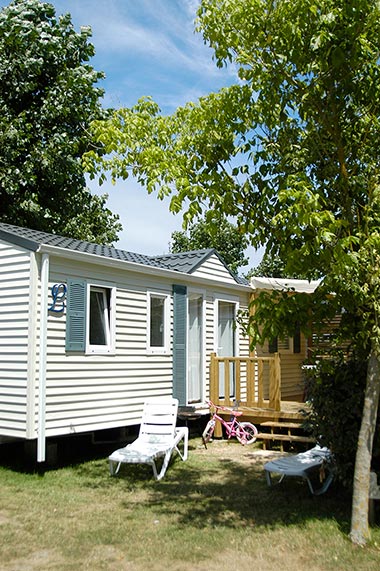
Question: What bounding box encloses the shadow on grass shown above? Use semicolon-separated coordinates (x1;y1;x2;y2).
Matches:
75;439;352;534
154;463;350;533
0;436;353;534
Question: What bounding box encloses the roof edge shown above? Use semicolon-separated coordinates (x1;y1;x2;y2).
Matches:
39;243;251;291
250;276;321;293
0;227;40;252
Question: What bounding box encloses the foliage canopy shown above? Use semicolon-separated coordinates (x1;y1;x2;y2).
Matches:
85;0;380;347
84;0;380;543
304;357;370;487
0;0;121;243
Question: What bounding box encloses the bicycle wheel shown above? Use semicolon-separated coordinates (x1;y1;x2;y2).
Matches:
202;419;216;444
236;422;258;445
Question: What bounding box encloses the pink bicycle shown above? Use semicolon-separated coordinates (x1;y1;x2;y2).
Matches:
202;400;258;446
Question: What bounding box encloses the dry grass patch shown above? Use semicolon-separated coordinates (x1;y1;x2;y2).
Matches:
0;437;379;571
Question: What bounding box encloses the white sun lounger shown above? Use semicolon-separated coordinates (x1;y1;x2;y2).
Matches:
109;398;188;481
264;445;334;495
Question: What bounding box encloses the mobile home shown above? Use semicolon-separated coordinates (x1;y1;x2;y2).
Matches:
0;223;251;461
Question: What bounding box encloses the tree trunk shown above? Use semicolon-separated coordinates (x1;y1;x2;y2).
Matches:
350;346;380;545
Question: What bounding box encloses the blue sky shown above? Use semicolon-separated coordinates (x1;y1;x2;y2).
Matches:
1;0;261;266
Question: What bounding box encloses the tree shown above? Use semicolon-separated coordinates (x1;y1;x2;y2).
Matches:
85;0;380;544
304;356;372;489
250;249;322;278
250;252;288;279
0;0;121;243
170;216;248;274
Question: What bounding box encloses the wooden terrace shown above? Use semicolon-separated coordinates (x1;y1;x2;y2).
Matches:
209;353;314;447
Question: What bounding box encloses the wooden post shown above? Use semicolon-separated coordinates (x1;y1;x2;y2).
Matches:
269;352;281;411
224;359;230;405
235;359;241;404
246;358;254;406
209;352;218;403
257;359;264;407
209;353;222;437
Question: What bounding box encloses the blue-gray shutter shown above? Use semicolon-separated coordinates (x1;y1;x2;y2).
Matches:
65;278;87;352
172;284;187;406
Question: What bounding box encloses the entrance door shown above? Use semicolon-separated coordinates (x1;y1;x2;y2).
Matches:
218;301;236;398
188;294;203;403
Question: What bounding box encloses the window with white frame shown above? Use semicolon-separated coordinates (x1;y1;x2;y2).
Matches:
147;292;169;353
65;279;115;354
87;285;115;353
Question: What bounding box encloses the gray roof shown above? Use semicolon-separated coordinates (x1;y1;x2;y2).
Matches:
151;250;221;274
0;222;247;283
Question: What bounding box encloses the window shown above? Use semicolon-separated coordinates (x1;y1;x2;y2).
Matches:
268;325;301;354
147;292;169;353
65;279;115;354
87;286;114;352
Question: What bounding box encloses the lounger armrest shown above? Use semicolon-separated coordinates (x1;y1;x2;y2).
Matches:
174;426;189;461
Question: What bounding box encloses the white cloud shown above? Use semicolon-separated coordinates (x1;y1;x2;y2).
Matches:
77;0;223;78
27;1;236;110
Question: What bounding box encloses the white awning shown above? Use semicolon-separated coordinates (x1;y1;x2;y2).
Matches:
250;276;321;294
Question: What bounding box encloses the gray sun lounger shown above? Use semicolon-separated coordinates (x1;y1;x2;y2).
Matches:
264;445;334;495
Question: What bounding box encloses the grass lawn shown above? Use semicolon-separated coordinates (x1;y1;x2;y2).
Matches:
0;436;379;571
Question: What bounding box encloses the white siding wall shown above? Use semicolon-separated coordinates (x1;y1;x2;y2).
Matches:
42;258;250;437
192;254;237;284
0;242;36;438
43;259;174;437
204;294;217;396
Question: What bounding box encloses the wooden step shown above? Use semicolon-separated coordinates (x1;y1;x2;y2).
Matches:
256;433;315;443
260;421;304;430
256;427;316;450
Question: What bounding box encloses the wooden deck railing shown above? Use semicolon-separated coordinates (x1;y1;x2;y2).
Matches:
209;352;281;411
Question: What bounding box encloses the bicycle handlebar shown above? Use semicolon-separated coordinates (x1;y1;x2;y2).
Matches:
207;400;242;416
